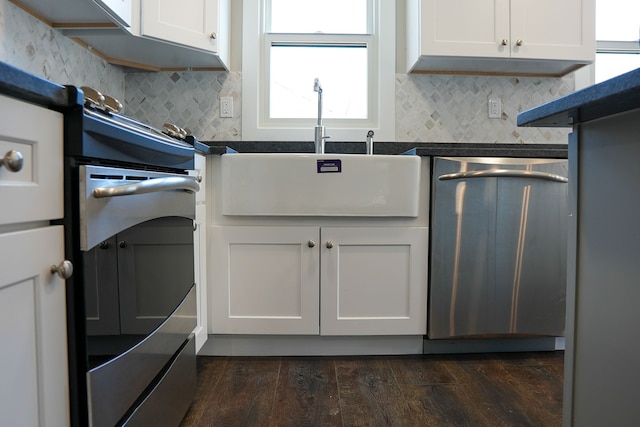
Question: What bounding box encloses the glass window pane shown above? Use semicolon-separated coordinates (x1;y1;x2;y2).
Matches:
596;0;640;41
270;0;369;34
595;53;640;83
270;45;368;119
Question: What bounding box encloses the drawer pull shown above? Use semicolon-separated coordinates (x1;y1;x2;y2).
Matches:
1;150;24;172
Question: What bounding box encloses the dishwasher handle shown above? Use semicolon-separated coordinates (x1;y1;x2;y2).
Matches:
93;176;200;198
438;169;568;183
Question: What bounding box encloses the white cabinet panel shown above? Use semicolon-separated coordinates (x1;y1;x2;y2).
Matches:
0;226;69;427
511;0;592;61
211;226;320;335
320;227;428;336
0;94;63;226
141;0;222;53
194;203;208;352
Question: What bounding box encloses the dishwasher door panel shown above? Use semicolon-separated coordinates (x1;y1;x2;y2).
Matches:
429;157;568;339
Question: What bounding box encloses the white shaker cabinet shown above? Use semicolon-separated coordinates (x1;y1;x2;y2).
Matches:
320;227;428;336
0;227;69;427
210;226;428;336
0;94;69;426
211;226;321;335
10;0;230;70
140;0;229;59
407;0;595;76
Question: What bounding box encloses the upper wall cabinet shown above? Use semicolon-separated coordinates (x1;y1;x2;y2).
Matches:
9;0;229;71
406;0;595;76
140;0;221;54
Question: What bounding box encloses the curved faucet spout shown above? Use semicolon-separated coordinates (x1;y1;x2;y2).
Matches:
313;78;328;153
313;78;322;93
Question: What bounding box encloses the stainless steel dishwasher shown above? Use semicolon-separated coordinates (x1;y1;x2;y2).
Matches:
429;156;568;339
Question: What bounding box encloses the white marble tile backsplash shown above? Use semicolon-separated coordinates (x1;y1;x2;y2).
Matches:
1;0;572;144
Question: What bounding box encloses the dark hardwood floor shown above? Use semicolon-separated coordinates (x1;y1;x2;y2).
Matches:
180;351;564;427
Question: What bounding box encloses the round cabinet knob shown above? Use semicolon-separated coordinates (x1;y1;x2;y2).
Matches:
209;32;217;40
51;260;74;279
119;241;127;249
501;39;508;46
1;150;24;172
99;241;111;250
326;241;334;249
516;39;523;46
307;240;316;248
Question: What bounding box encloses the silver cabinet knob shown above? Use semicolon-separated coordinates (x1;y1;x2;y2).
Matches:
1;150;24;172
99;241;111;250
210;32;217;40
119;241;127;249
501;39;508;46
326;241;334;249
516;39;523;46
307;240;316;248
51;260;74;279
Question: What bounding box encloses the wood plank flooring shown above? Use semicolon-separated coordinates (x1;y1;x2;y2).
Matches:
180;351;564;427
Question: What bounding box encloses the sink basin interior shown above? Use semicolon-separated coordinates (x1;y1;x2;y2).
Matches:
221;153;421;217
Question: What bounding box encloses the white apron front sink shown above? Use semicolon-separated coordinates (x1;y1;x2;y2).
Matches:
221;153;420;217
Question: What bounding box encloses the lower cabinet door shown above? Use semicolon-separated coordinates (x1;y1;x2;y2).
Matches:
320;227;429;336
0;226;69;427
211;226;320;335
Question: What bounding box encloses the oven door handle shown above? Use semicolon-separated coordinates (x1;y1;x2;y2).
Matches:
92;176;200;198
438;169;568;183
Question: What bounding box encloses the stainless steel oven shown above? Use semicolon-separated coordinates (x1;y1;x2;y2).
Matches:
62;86;199;427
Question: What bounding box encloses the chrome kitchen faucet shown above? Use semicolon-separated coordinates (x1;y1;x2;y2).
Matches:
313;78;329;153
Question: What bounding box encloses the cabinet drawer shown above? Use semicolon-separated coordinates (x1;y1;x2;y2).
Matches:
0;94;63;226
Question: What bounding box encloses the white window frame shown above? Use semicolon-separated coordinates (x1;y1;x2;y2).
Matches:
242;0;396;142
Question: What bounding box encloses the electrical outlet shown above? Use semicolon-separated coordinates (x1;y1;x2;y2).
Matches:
220;96;233;118
488;98;502;119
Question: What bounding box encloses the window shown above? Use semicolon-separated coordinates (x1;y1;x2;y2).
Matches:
595;0;640;83
242;0;395;141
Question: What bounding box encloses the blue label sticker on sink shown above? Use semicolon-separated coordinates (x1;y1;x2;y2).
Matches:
317;159;342;173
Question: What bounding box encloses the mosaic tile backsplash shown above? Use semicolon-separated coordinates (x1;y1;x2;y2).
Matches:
2;0;572;144
0;0;124;101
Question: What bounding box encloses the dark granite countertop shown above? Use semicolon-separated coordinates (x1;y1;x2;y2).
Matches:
517;67;640;128
199;141;567;159
0;61;77;110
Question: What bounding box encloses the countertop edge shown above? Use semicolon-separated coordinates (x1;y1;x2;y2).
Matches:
0;61;74;110
517;68;640;128
200;141;568;159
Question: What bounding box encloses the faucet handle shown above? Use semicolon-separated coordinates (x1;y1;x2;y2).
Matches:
366;130;374;155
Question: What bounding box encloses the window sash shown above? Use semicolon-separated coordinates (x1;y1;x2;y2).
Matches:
242;0;395;142
263;33;375;125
